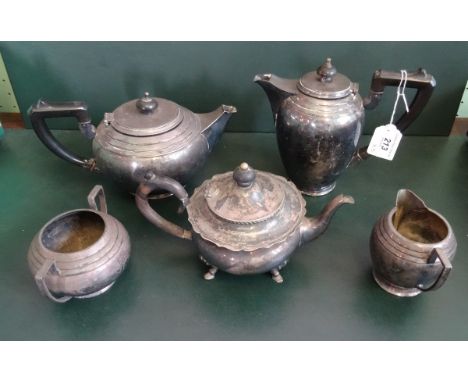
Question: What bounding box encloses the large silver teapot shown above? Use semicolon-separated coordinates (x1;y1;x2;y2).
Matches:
255;58;435;196
136;162;354;282
29;93;236;193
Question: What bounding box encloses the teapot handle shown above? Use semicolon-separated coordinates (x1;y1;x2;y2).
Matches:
135;173;192;240
28;100;97;170
354;68;436;161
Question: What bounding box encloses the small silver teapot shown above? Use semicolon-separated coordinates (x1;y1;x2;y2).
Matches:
255;58;435;196
136;163;354;282
29;93;236;193
27;185;131;303
370;189;456;297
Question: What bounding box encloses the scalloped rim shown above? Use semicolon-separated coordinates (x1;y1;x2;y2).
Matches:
187;171;306;252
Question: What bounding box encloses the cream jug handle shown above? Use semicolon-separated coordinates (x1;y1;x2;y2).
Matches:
135;173;192;240
418;249;452;292
87;185;107;213
35;259;71;303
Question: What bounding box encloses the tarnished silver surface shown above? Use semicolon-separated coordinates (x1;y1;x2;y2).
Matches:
27;185;131;303
135;163;354;282
370;189;457;297
29;93;237;194
187;167;305;252
254;58;435;196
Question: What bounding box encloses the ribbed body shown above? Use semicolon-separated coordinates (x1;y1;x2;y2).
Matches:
276;93;364;195
27;208;130;299
370;208;457;296
93;106;209;192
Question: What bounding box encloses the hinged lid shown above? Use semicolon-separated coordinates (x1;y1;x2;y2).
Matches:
186;163;306;251
297;58;355;99
107;92;184;136
205;162;285;224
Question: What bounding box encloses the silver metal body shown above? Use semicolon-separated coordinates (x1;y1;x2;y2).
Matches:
370;189;456;297
136;163;354;283
276;92;364;196
254;58;436;196
28;94;236;194
27;186;131;303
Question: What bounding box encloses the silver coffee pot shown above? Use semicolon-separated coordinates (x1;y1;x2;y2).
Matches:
255;58;435;196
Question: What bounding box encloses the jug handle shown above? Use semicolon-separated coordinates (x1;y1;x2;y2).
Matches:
35;258;72;303
353;68;436;161
135;172;192;240
87;185;108;213
28;100;98;170
418;249;452;292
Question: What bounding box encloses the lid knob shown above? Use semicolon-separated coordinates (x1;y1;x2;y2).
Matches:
316;58;337;83
136;92;158;113
233;162;256;188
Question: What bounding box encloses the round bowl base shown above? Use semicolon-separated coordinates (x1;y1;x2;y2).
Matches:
373;271;422;297
76;282;115;299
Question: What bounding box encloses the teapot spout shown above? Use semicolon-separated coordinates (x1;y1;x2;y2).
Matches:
200;105;237;151
253;74;298;118
300;194;355;245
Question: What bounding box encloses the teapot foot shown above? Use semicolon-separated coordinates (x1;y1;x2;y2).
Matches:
271;268;284;284
300;182;336;197
204;266;218;281
373;271;422;297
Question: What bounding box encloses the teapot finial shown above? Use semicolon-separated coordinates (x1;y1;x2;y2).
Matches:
136;92;158;113
233;162;256;188
317;57;337;83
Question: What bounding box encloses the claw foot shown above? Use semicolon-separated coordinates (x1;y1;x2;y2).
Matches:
271;268;283;284
204;266;218;281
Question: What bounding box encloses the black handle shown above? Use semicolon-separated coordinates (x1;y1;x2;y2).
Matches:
135;173;192;240
354;68;436;161
28;100;97;170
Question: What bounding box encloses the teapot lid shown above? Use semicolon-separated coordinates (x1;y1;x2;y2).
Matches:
297;58;355;99
186;163;306;251
106;92;184;136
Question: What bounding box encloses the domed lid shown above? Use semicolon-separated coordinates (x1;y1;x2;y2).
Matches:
186;163;306;251
297;58;355;99
105;92;185;136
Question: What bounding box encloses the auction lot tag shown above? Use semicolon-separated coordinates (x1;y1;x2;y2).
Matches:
367;124;402;161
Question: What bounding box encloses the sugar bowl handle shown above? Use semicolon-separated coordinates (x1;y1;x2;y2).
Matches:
35;259;71;303
87;185;107;213
135;173;192;240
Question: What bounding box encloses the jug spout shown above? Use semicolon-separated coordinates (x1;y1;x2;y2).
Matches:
253;74;298;119
200;105;237;151
394;189;428;229
300;194;354;245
